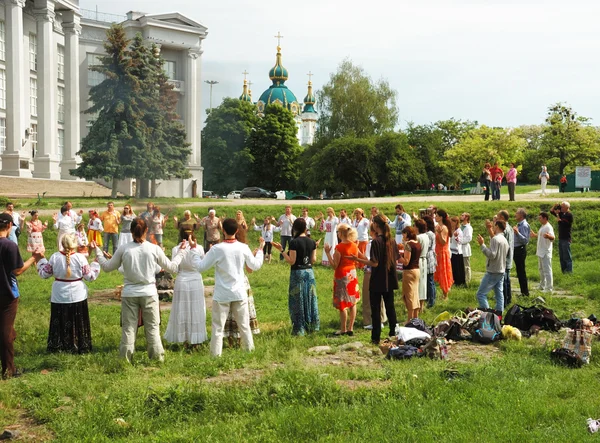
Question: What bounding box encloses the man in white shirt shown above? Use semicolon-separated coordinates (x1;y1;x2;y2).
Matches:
339;209;351;225
189;219;265;357
352;208;370;267
278;206;296;260
389;204;411;244
56;201;83;231
531;211;555;292
299;208;316;237
4;202;25;239
460;212;473;285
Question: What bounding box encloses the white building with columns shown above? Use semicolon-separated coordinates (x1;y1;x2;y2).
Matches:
0;1;207;197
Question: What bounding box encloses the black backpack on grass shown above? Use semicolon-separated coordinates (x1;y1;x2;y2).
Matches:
471;311;502;344
505;305;562;332
551;348;583;368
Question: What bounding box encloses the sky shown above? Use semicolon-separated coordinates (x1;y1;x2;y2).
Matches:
80;0;600;129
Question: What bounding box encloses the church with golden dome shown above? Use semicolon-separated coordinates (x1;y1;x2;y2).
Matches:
239;33;317;146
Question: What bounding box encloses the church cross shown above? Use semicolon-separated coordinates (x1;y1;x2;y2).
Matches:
307;71;313;83
274;31;284;46
242;70;249;81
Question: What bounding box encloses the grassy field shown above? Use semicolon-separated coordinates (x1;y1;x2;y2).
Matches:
1;199;600;442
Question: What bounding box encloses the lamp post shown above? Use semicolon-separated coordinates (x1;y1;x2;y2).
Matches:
204;80;219;111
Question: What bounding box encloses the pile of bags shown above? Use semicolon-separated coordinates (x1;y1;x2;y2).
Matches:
383;304;598;367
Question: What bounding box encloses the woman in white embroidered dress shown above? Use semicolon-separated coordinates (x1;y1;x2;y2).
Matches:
53;205;75;252
164;234;207;347
35;234;100;354
318;207;339;266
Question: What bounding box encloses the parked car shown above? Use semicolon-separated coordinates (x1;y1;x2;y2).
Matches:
202;190;214;198
240;187;277;199
290;194;311;200
330;192;347;199
227;190;242;199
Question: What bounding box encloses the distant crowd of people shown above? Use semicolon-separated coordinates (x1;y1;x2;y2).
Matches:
0;199;574;379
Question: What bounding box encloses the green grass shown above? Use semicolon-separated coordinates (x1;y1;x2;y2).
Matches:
1;200;600;442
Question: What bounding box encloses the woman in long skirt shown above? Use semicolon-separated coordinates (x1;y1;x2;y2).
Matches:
434;210;454;299
118;204;135;249
450;216;466;286
414;219;430;313
318;207;339;266
35;234;100;353
26;210;47;253
273;218;320;335
164;236;207;346
398;227;421;320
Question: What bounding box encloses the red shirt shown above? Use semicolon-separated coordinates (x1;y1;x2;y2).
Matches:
489;166;504;181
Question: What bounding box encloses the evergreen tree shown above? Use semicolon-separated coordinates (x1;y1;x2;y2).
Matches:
71;25;145;198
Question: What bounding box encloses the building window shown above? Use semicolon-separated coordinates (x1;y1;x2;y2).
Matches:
87;53;105;87
0;69;5;109
30;78;37;116
164;61;176;80
0;21;5;62
0;118;6;153
30;124;38;158
57;86;65;122
29;33;37;71
57;45;65;81
57;129;65;161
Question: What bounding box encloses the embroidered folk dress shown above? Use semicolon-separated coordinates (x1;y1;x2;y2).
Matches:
26;219;46;253
332;242;360;311
321;216;339;266
37;252;101;353
87;218;104;247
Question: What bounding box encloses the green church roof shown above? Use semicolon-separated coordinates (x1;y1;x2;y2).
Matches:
257;45;300;115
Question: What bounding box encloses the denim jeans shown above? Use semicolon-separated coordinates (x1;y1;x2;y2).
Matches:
280;235;292;261
558;239;573;273
103;232;119;254
490;181;498;200
427;273;436;307
476;272;504;312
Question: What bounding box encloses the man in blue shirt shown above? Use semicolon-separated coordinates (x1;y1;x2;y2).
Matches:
512;208;531;296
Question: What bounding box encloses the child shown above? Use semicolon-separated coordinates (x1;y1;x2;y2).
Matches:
252;216;280;263
26;210;48;253
87;210;103;248
188;218;265;357
76;223;89;257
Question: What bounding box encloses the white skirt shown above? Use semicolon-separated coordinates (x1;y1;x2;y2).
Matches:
163;272;207;344
118;232;133;248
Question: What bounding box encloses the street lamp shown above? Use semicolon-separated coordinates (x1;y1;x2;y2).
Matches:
205;80;219;111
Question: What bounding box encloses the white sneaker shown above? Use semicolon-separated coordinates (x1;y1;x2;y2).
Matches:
364;325;373;330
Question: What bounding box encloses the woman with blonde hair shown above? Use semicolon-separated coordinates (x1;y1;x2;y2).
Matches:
35;234;101;353
325;223;360;336
118;204;136;248
318;207;339;266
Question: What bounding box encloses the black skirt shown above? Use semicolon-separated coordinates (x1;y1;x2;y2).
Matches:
47;300;92;354
451;253;466;286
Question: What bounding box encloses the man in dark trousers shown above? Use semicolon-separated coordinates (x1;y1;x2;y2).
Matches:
550;201;573;273
0;213;36;379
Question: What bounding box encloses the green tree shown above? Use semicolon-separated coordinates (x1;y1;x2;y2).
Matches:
373;132;427;193
514;125;545;182
540;103;600;177
201;98;259;194
316;59;398;141
246;105;302;191
441;125;527;185
71;25;144;198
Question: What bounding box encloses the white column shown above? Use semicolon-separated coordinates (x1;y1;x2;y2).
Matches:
60;10;81;179
1;0;32;177
194;50;203;168
32;0;60;179
184;50;200;166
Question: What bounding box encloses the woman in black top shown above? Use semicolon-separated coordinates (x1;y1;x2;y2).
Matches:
273;218;320;335
348;214;398;344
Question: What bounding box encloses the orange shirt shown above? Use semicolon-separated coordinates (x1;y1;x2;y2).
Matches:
334;241;358;278
100;210;121;234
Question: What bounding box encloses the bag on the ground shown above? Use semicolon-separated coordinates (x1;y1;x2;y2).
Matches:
446;319;472;341
433;311;452;324
551;347;584;368
397;326;430;343
386;345;424;360
471;311;502;344
562;328;592;364
405;337;430;348
504;304;562;332
405;318;433;336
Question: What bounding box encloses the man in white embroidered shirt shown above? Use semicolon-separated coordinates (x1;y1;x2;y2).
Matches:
189;218;265;357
